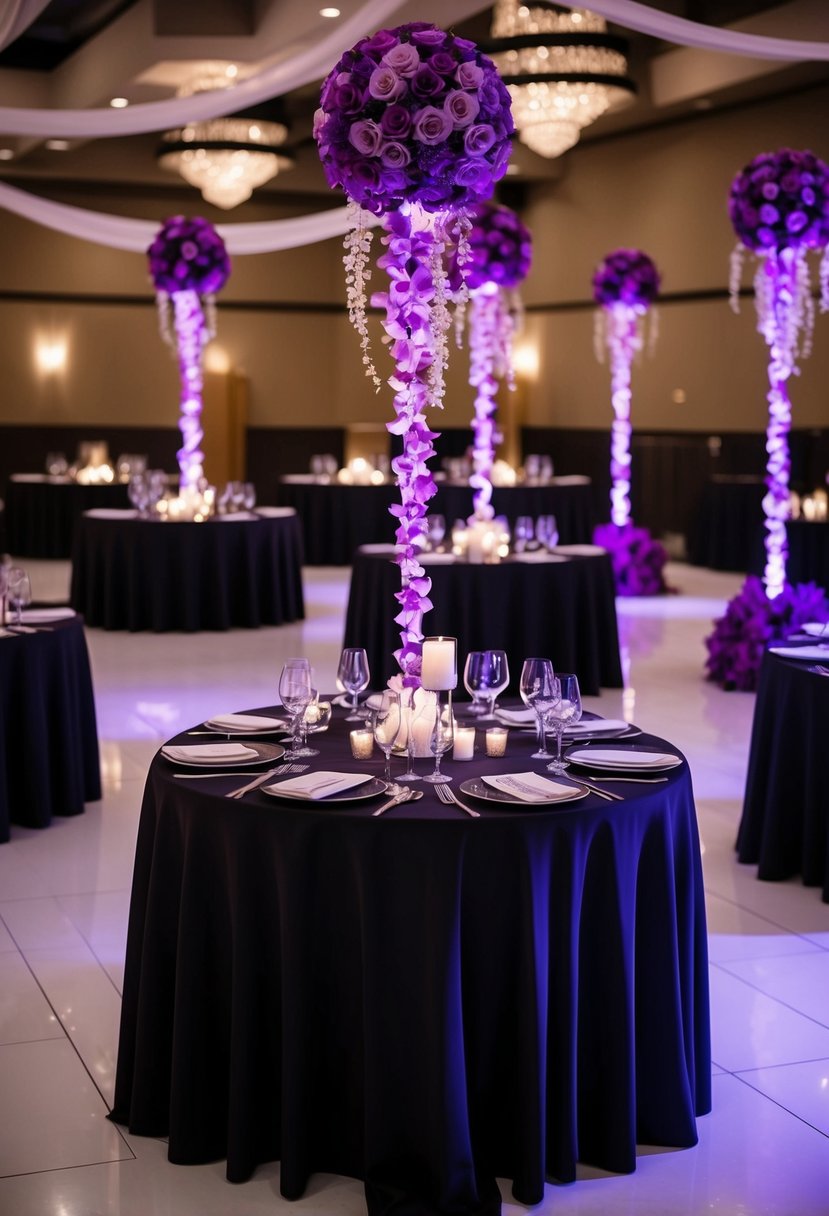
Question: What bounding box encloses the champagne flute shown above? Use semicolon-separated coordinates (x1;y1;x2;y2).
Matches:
536;514;559;550
425;514;446;552
513;516;534;553
519;658;559;760
278;659;314;759
372;690;403;783
481;650;510;720
463;651;489;716
6;567;32;626
398;688;428;782
422;697;454;785
546;675;582;774
337;647;370;721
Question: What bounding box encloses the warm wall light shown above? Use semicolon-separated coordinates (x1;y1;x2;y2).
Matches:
512;341;540;380
0;148;13;160
204;343;231;373
34;336;68;374
46;139;70;151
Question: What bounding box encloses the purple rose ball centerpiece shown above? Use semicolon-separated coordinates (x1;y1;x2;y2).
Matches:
315;23;513;687
147;217;231;492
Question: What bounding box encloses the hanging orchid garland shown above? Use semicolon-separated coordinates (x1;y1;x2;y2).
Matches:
315;22;512;685
455;203;532;520
147;217;231;491
728;147;829;600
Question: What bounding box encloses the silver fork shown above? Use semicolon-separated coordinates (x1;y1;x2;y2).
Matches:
434;784;481;818
226;763;308;798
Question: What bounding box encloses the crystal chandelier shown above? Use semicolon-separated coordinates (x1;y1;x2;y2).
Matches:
487;1;635;159
158;65;293;209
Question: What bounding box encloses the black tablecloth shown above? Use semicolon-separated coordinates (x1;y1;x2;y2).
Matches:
686;476;765;571
110;708;710;1216
5;475;131;559
343;552;623;697
784;520;829;591
276;479;595;565
0;615;100;842
737;651;829;900
70;510;305;631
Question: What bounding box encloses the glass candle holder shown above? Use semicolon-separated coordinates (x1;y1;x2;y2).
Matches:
485;727;509;758
453;725;476;761
349;729;374;760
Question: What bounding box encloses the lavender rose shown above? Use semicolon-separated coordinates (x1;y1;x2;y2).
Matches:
413;106;453;146
382;42;419;76
349;119;383;157
368;66;405;103
444;90;479;128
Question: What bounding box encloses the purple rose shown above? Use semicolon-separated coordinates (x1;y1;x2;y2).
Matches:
380;141;411;168
411;65;444;100
761;182;779;200
786;209;808;233
361;29;398;56
382;42;420;77
348;119;383;157
444;89;479;128
456;60;484;89
464;123;496;156
412;106;453;145
333;80;363;114
347;159;382;190
410;26;447;46
454;157;493;192
380;105;412;139
759;203;779;225
180;241;198;260
368;65;405;102
429;51;457;77
312;107;326;140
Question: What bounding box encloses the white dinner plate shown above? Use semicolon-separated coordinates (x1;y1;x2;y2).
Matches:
565;746;682;773
261;776;388;804
160;741;285;768
204;713;289;736
802;622;829;638
460;777;589;808
21;607;77;623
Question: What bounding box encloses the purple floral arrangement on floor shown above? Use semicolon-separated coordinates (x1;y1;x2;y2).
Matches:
705;576;829;692
592;248;660;309
593;522;668;597
147;216;230;295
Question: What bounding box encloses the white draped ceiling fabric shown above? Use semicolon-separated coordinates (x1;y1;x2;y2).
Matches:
0;0;52;53
0;0;826;255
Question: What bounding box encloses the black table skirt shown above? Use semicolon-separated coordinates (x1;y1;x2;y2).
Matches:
110;709;710;1216
70;512;305;631
686;476;765;571
5;476;131;559
343;553;623;697
748;519;829;592
276;480;595;565
736;652;829;900
0;616;101;842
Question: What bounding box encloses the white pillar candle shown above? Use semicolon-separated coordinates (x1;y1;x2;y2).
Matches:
453;726;475;761
421;637;458;691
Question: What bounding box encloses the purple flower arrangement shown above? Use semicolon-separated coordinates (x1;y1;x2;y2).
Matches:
705;576;829;692
592;249;660;310
460;202;533;290
147;216;230;296
314;22;513;216
593;522;668;597
728;148;829;254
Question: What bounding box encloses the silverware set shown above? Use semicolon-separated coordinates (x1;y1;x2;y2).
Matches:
434;784;481;817
372;786;424;816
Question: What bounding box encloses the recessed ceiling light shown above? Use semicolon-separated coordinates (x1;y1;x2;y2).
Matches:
319;7;340;17
110;96;129;109
46;139;71;151
225;64;238;78
0;148;13;160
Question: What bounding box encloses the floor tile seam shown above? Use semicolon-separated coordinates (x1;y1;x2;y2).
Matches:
709;959;829;1032
0;1144;137;1182
730;1054;829;1075
708;944;823;964
0;885;129;912
702;884;824;943
730;1070;829;1141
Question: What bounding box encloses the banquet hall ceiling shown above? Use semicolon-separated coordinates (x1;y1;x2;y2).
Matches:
0;0;827;204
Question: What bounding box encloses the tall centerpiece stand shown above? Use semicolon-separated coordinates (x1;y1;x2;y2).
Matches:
706;148;829;690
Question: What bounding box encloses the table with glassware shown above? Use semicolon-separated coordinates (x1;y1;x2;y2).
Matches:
110;699;710;1216
4;473;131;559
343;546;623;697
276;475;596;565
69;507;304;631
0;608;100;842
736;646;829;900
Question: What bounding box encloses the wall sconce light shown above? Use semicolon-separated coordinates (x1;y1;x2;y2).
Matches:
512;341;540;380
34;336;68;374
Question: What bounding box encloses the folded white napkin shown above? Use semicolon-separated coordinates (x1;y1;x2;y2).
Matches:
802;622;829;638
550;543;606;556
483;771;574;802
84;508;138;520
254;506;296;518
271;771;371;800
358;543;397;555
565;719;630;735
568;748;677;768
207;713;286;732
512;551;567;563
161;742;258;763
769;644;829;661
21;607;76;623
494;707;536;726
418;552;455;564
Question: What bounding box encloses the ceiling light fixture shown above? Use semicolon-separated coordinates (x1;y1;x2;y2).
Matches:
485;1;635;159
46;139;71;151
110;96;129;109
319;7;341;16
0;148;14;160
157;64;293;210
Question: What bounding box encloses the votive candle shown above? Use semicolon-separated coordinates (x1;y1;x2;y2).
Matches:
485;727;508;758
349;729;374;760
453;726;476;761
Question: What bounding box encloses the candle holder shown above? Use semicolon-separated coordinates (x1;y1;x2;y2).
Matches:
421;636;458;692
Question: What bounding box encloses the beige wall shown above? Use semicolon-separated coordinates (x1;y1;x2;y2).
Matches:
1;80;828;436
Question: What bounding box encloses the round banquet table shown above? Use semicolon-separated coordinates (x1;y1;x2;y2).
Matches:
276;477;595;565
110;707;710;1216
0;613;100;842
343;549;623;697
5;474;131;559
686;475;765;571
69;508;305;632
736;650;829;900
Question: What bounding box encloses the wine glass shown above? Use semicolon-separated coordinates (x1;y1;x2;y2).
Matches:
519;658;559;760
241;482;257;511
463;651;489;716
6;567;32;626
423;697;454;784
536;515;559;550
278;659;314;759
372;690;403;783
337;647;370;721
513;516;534;553
546;675;582;774
425;514;446;551
398;688;430;782
481;650;510;720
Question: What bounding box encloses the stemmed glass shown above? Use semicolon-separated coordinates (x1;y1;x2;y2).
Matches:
519;658;559;760
546;675;582;774
463;651;489;716
513;516;534;553
423;698;454;784
6;567;32;626
398;688;429;782
337;647;370;721
536;514;559;550
480;650;510;721
372;690;403;783
278;659;315;759
425;514;446;552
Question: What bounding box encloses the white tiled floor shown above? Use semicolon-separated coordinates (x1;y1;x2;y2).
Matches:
1;561;828;1215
